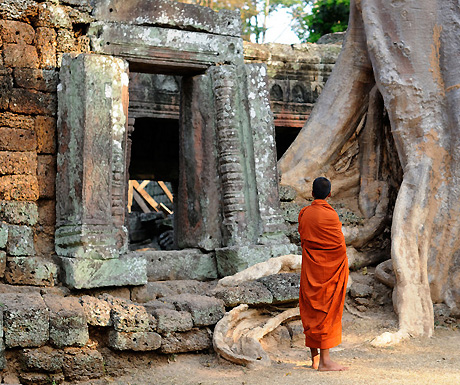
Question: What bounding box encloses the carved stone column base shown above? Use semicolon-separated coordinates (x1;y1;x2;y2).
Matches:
215;244;299;277
59;254;147;290
55;225;128;260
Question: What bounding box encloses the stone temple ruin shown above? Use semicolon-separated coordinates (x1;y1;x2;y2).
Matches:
0;0;343;382
55;0;303;289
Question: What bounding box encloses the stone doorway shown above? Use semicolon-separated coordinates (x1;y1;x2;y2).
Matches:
55;0;295;289
125;69;223;254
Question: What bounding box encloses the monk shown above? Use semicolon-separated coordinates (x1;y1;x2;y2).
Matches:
298;177;349;371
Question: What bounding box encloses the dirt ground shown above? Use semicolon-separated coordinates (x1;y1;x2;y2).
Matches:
75;308;460;385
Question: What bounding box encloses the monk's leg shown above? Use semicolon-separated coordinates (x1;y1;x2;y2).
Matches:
318;349;348;371
310;348;319;369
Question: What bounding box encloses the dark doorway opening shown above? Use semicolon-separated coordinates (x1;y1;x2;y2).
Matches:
128;117;179;251
129;117;179;182
275;126;302;160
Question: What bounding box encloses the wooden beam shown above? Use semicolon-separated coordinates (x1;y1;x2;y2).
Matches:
132;189;150;213
139;180;150;190
159;202;173;215
158;181;174;203
132;180;160;212
127;180;134;213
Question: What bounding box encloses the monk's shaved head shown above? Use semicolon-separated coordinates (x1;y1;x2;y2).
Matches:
312;177;331;199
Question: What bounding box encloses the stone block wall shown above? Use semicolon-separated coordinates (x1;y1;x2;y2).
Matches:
0;1;92;288
0;273;302;382
244;41;341;130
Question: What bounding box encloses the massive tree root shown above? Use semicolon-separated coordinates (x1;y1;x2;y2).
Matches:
217;254;301;287
279;0;460;341
214;257;302;366
213;304;300;368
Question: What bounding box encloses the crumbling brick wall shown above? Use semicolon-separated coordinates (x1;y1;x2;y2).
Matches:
0;1;92;286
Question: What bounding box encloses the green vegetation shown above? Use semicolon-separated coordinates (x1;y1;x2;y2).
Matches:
290;0;350;42
177;0;350;43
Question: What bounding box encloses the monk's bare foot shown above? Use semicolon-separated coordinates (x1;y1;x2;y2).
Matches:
318;360;349;372
311;355;320;370
310;348;320;369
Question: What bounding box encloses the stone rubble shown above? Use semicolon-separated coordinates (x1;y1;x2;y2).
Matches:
0;272;305;381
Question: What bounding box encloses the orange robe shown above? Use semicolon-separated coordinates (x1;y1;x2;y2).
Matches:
298;199;348;349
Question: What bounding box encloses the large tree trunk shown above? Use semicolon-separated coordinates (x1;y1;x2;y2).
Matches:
279;0;460;339
278;1;375;190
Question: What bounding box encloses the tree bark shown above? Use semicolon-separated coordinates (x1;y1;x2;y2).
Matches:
279;0;460;339
278;1;375;191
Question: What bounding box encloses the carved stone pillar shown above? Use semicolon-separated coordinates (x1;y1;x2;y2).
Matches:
56;53;146;289
175;73;222;251
245;64;287;244
211;64;296;276
210;65;254;246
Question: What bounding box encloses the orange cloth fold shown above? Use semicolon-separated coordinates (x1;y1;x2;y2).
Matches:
298;199;348;349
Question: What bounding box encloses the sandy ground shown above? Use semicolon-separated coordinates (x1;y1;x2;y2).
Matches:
75;308;460;385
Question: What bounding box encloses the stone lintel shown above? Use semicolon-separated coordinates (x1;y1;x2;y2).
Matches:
128;72;181;120
216;243;299;277
272;116;309;128
128;104;179;120
59;254;147;289
88;23;244;73
92;0;241;37
271;100;312;128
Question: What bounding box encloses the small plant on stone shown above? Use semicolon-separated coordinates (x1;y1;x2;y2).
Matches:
168;353;177;363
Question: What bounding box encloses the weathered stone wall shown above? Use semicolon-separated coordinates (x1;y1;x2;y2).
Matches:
1;0;307;283
244;41;341;130
0;273;304;382
125;42;342;155
0;1;93;288
124;43;342;256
